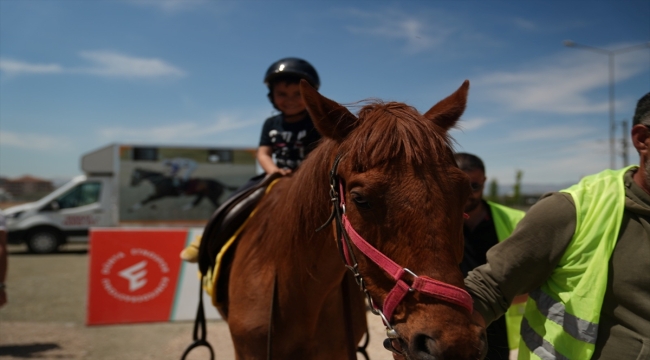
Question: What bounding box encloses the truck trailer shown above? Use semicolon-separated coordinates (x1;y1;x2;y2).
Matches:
3;143;257;253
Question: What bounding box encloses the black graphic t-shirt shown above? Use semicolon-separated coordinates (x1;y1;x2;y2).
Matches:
259;114;321;170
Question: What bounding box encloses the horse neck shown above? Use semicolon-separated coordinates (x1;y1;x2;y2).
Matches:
256;144;345;286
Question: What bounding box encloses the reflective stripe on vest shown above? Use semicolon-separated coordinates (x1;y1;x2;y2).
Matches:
518;166;635;360
487;201;526;350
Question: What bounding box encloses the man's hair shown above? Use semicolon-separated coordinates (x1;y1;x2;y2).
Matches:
633;92;650;126
454;153;485;173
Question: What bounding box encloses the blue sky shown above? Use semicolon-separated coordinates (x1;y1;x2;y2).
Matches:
1;0;649;188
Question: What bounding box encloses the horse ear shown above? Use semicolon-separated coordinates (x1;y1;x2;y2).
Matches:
423;80;469;131
300;79;357;142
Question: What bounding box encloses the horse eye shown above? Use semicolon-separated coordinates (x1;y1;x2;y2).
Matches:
351;192;371;209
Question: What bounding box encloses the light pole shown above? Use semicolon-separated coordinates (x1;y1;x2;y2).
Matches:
563;40;650;169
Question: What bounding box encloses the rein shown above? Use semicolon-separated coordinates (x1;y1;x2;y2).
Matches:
318;154;473;356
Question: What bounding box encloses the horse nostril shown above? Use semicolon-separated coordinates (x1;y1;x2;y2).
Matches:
411;333;441;360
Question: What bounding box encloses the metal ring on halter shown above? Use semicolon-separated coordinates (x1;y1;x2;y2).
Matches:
403;268;418;292
364;290;381;316
378;310;394;332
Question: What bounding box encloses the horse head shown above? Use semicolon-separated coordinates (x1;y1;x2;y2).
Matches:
301;79;486;360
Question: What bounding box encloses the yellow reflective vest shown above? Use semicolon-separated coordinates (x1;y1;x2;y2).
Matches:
487;201;526;350
518;166;635;360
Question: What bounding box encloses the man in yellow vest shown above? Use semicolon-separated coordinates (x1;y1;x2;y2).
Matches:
455;152;525;359
465;92;650;360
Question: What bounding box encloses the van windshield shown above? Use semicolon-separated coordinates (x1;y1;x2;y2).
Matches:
56;182;102;209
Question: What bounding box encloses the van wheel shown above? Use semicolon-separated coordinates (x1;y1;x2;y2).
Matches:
27;230;61;254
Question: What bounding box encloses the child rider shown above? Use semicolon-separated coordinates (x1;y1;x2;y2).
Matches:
179;58;322;263
258;57;322;175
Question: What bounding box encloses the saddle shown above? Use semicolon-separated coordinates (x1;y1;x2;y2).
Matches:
194;172;282;310
179;173;282;360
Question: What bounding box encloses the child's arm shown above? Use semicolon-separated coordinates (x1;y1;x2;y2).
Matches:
257;146;291;175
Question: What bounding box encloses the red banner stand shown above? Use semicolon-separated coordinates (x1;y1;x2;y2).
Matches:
87;228;188;325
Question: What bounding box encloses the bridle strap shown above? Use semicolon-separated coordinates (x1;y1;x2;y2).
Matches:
340;215;473;319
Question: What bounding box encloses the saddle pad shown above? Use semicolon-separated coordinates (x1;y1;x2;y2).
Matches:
202;178;281;308
198;172;282;275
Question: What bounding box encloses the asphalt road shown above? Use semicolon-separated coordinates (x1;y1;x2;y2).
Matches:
0;243;394;360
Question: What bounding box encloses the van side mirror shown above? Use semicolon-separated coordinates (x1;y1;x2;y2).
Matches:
45;200;60;211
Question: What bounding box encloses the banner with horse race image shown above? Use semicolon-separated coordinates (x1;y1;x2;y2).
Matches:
118;145;257;224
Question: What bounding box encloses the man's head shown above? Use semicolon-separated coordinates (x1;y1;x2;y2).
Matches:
633;92;650;127
631;92;650;194
454;153;486;213
264;58;320;115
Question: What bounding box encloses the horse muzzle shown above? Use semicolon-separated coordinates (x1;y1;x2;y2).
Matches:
383;334;442;360
383;324;488;360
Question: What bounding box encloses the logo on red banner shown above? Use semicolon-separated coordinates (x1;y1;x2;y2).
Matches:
100;248;171;303
87;229;188;325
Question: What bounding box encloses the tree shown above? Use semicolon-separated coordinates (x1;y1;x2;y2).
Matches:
513;170;523;206
487;178;499;203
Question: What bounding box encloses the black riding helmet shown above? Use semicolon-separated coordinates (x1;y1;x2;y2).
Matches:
264;58;320;110
264;57;320;89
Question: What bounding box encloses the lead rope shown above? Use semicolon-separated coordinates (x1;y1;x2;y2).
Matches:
341;273;371;360
180;278;215;360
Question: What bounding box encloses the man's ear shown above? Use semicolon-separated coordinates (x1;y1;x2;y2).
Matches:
632;124;649;155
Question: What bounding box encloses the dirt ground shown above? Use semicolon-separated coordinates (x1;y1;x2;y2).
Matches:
0;243;395;360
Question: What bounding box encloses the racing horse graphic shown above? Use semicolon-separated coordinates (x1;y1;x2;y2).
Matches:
129;168;238;211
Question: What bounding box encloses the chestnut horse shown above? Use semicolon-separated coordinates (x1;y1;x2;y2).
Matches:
217;80;485;359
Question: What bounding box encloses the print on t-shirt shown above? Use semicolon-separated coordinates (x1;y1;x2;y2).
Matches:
259;115;321;170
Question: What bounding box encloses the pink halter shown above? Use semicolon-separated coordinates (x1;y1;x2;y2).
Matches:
337;182;473;321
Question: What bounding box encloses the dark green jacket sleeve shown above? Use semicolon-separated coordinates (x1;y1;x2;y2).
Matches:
464;192;576;325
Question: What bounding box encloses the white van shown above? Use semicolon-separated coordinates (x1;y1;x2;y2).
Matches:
4;143;257;253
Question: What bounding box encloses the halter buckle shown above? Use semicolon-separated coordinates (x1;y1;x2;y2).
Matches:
403;268;418;292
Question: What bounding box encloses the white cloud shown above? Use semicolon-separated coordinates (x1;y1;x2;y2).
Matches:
75;51;185;78
520;139;609;180
513;17;537;30
342;8;455;53
98;112;260;143
475;46;649;115
506;124;597;142
0;51;185;79
488;138;609;185
125;0;207;13
0;59;63;75
0;131;72;150
453;117;491;132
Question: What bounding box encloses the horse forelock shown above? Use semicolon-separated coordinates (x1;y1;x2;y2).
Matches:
341;101;454;171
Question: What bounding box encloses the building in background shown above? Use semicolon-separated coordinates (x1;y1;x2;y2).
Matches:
0;176;54;201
